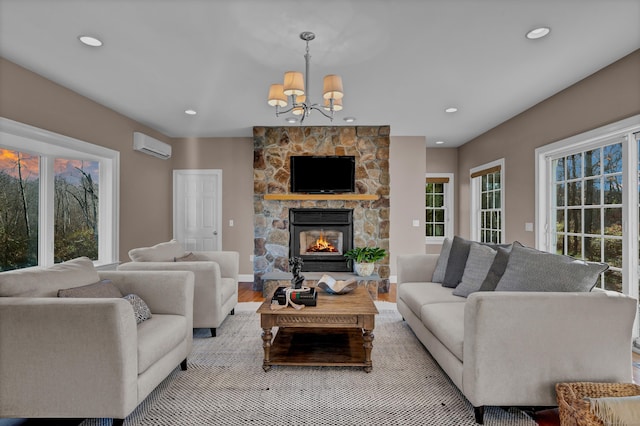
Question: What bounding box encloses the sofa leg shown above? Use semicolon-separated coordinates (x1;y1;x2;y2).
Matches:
210;328;216;337
180;358;188;371
474;406;484;424
230;308;235;315
112;419;124;426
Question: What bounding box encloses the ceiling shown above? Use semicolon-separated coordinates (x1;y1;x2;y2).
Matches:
0;0;638;147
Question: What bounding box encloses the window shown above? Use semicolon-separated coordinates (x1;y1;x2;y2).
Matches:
536;114;640;339
551;139;624;291
0;118;119;271
425;173;454;244
470;159;504;243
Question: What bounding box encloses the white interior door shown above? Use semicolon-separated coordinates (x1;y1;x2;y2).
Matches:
173;169;222;251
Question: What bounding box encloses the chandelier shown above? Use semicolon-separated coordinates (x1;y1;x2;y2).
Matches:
267;31;343;123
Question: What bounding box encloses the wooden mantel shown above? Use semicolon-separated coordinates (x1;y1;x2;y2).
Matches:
263;194;379;201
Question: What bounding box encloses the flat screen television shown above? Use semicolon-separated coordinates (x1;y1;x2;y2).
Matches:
290;156;355;193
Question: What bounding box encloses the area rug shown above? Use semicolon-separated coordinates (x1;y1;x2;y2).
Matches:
81;302;535;425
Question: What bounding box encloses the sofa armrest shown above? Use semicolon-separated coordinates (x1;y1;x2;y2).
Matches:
190;251;239;280
396;254;439;285
0;298;139;417
100;270;194;318
462;291;637;407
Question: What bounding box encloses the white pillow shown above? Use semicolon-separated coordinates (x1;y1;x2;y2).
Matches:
128;239;186;262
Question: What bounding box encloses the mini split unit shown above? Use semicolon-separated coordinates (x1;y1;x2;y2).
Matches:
133;132;172;159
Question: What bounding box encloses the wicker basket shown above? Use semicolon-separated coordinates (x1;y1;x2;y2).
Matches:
556;382;640;426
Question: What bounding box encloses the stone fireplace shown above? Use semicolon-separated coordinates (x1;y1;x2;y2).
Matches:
253;126;390;292
289;208;353;272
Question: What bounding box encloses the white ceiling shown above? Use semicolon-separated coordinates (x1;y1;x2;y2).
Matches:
0;0;638;147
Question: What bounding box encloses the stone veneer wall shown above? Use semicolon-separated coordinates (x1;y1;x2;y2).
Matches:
253;126;390;292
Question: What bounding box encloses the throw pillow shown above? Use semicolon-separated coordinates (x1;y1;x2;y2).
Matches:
478;245;513;292
442;236;473;288
431;238;452;283
175;252;195;262
494;243;608;292
57;279;123;298
123;294;152;324
128;239;186;262
453;243;497;297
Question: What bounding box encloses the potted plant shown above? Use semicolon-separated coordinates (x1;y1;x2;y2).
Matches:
344;247;387;277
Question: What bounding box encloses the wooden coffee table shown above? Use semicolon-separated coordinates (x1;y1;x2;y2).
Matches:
257;286;379;372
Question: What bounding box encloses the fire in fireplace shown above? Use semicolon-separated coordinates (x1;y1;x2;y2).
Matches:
301;230;342;254
289;208;353;272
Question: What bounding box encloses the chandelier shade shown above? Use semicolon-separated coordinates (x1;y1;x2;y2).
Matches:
292;95;306;115
322;75;344;100
267;84;287;107
324;97;342;111
283;71;305;97
267;31;344;123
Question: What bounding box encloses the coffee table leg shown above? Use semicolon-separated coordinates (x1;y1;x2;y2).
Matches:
363;328;374;373
261;327;272;372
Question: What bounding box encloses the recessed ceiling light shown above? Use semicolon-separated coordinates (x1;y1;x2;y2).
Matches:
445;107;458;113
184;109;197;115
526;27;551;40
435;141;445;145
78;35;103;47
343;117;356;123
286;117;298;124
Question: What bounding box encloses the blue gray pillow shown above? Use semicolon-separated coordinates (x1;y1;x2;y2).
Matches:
478;245;513;292
431;238;452;283
452;243;497;297
495;243;608;292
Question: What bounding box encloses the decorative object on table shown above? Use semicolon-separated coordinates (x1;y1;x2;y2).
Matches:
289;256;305;289
272;286;317;307
317;274;357;294
344;247;387;277
270;286;315;310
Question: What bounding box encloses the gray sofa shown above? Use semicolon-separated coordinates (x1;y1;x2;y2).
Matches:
397;251;637;424
119;239;239;337
0;257;195;425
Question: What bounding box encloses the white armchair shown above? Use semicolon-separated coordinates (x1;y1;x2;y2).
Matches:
0;257;194;426
118;240;239;337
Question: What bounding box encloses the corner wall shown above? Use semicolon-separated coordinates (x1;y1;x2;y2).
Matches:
0;57;175;261
457;49;640;246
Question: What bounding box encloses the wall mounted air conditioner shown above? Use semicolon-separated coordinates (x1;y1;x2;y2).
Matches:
133;132;172;160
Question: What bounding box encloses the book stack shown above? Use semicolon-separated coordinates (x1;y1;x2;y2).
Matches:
273;286;317;306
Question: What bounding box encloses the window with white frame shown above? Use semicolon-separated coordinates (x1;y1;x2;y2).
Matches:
0;118;119;271
536;114;640;340
425;173;454;243
470;159;504;243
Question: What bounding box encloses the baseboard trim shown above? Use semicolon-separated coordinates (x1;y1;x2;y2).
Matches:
239;274;254;283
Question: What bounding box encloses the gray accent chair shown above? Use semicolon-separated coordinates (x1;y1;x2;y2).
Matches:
118;240;239;337
0;257;194;426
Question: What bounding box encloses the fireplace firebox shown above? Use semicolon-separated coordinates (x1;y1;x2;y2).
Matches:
289;208;353;272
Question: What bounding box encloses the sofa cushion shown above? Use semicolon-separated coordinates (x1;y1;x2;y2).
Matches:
442;236;472;288
137;314;187;374
431;238;452;283
495;242;609;292
398;281;464;320
478;246;512;292
420;302;465;362
128;239;186;262
123;294;152;324
452;243;497;297
57;279;123;298
0;257;100;297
